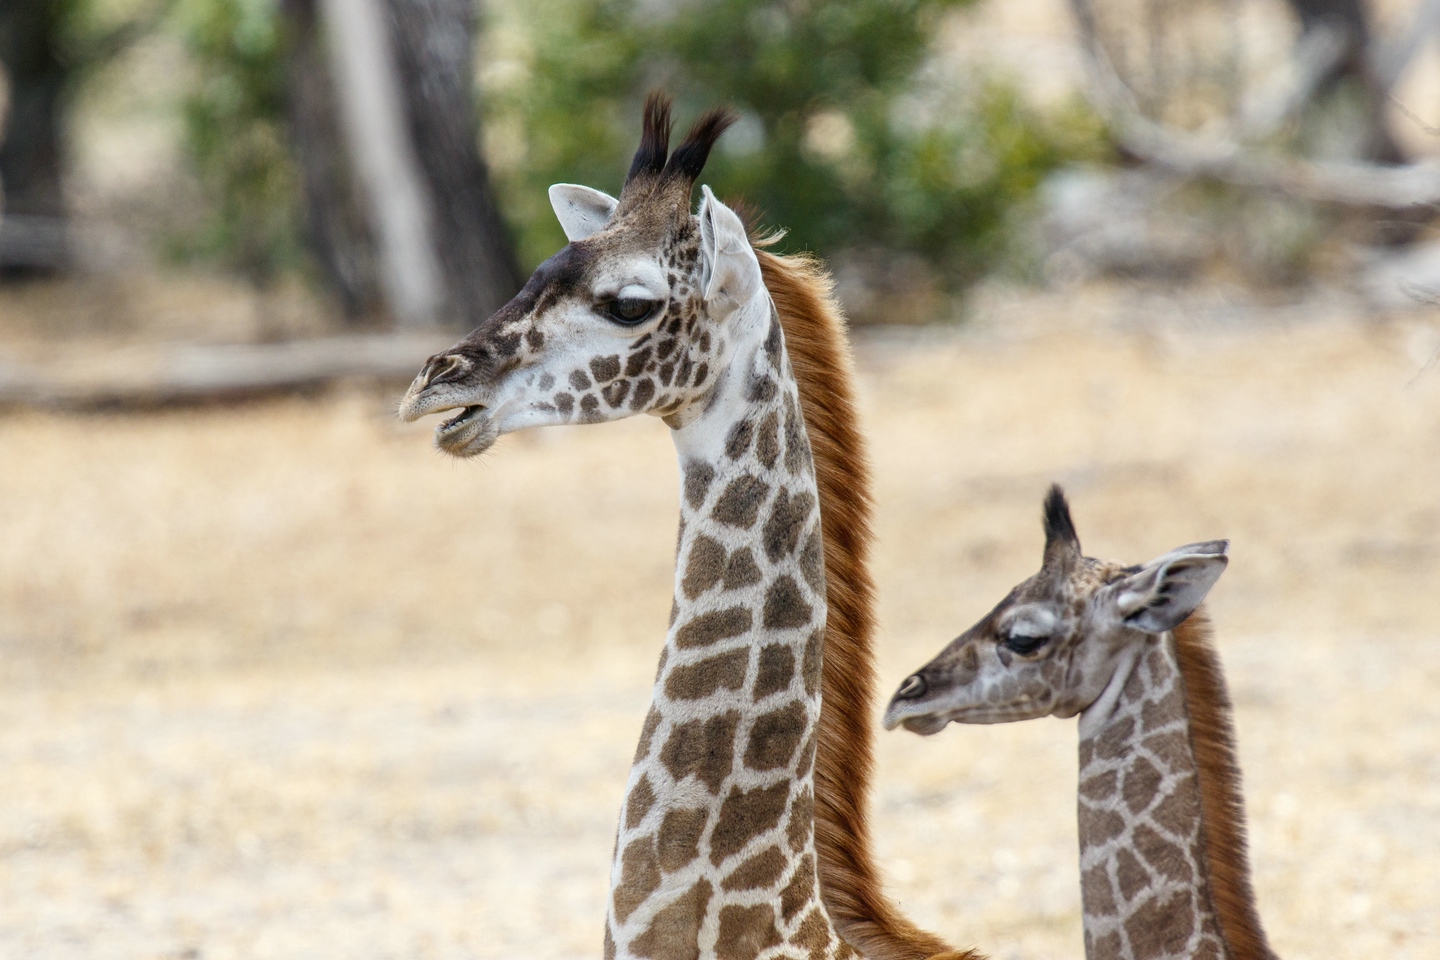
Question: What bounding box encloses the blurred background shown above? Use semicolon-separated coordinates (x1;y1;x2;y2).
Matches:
1;0;1439;957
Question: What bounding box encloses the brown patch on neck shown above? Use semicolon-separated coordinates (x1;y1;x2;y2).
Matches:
1171;610;1277;960
756;246;979;960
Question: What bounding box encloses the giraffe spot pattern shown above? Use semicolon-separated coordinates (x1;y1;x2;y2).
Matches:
1132;823;1191;883
590;354;622;383
743;700;807;771
798;531;825;593
683;461;715;510
628;877;711;960
612;834;661;923
752;644;795;700
1080;769;1119;802
790;906;831;960
714;904;782;960
569;369;591;391
1150;779;1199;836
762;488;815;563
1122;755;1165;815
675;607;752;649
1082;863;1118;916
626;775;656;829
1115;847;1152;902
625;345;653;377
630;377;657;410
603;379;631;408
709;782;790;865
660;712;738;794
712;475;771;529
794;732;816;778
657;807;709;872
800;629;823;697
723;548;763;590
664;649;749;701
754;412;780;470
1081;808;1127;849
635;706;661;762
785;787;814;854
1124;889;1196;959
778;853;815;923
762;576;812;630
725;419;755;459
783;403;811;474
720;845;787;892
681;535;727;599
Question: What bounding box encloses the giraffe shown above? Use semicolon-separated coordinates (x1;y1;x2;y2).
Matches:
882;486;1277;960
398;95;977;960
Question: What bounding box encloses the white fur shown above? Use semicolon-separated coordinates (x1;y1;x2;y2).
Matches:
548;183;618;241
698;186;762;310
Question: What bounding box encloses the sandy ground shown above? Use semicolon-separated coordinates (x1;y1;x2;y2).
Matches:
2;283;1439;959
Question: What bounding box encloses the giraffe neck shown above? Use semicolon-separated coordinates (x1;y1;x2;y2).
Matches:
1075;634;1229;960
604;304;858;960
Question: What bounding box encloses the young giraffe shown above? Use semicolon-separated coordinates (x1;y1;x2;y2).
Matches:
399;96;976;960
883;487;1277;960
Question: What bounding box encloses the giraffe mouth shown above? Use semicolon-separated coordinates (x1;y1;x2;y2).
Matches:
434;403;498;457
439;405;486;432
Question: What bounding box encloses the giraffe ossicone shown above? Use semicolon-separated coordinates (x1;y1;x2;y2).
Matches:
401;94;973;960
884;486;1277;960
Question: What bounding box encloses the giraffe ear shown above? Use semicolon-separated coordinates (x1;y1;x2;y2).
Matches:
549;184;618;241
698;185;761;310
1109;541;1229;634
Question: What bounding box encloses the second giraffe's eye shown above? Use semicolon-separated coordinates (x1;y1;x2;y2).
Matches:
1003;632;1050;656
604;298;658;326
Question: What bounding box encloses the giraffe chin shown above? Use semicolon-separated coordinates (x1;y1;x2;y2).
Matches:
435;407;499;458
896;714;951;736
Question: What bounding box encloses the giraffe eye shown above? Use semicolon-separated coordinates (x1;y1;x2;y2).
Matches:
1003;632;1050;656
604;297;658;326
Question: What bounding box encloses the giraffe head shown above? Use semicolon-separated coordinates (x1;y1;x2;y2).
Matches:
399;94;770;456
883;485;1228;735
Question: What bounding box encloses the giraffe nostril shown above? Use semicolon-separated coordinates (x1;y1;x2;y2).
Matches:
897;674;927;700
425;355;466;387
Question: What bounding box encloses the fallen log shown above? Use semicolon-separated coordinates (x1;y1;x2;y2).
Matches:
0;331;453;411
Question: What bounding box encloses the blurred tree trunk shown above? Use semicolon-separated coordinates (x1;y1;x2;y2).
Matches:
0;0;70;275
280;0;383;324
383;0;522;325
1284;0;1406;164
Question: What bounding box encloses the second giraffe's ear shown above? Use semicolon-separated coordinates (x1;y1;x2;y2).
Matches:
1109;541;1230;634
549;184;618;241
698;185;761;311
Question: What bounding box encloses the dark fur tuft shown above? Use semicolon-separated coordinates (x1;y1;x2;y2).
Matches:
1042;484;1080;554
663;107;738;184
626;91;674;186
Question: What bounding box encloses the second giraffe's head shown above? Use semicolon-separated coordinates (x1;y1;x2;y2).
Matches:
883;486;1229;735
398;94;766;456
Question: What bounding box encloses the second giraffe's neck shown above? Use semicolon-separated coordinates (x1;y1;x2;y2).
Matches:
1075;622;1272;960
603;303;856;960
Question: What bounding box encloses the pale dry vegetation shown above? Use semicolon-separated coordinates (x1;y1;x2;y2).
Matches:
2;284;1438;959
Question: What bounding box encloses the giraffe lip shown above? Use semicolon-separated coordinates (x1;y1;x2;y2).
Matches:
438;405;486;433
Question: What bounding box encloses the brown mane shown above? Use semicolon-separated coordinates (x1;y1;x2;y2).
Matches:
1172;611;1278;960
757;245;981;960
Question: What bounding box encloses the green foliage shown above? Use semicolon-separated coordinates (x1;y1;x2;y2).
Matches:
170;0;302;282
483;0;1107;289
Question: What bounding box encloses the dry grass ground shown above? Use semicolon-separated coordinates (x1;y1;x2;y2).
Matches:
2;283;1438;960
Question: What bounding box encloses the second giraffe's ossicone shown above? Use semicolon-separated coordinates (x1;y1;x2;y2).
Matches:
401;93;979;960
